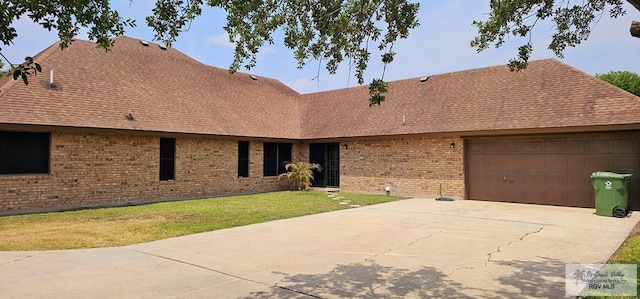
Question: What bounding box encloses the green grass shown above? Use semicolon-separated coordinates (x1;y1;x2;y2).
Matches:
587;221;640;299
0;191;405;251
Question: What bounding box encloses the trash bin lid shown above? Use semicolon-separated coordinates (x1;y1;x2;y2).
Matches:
591;171;633;179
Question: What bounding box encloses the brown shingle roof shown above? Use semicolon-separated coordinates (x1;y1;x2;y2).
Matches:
0;37;302;139
300;59;640;139
1;39;639;140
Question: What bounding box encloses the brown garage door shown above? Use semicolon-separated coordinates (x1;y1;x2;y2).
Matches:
466;132;640;209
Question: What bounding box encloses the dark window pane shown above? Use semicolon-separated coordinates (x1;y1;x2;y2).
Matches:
263;142;277;176
159;138;175;181
278;143;292;175
263;142;292;176
160;138;175;159
238;160;249;177
0;131;50;174
159;159;175;181
238;141;249;177
263;142;277;158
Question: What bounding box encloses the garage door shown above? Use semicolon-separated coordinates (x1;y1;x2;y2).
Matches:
466;132;640;209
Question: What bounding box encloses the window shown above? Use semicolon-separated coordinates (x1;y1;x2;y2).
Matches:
0;131;50;175
159;138;175;181
238;141;249;177
263;142;292;176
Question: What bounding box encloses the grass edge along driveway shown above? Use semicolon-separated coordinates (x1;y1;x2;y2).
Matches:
588;221;640;299
0;191;404;251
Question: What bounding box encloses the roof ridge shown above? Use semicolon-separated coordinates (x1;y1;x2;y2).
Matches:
302;58;561;97
411;58;558;81
111;35;302;97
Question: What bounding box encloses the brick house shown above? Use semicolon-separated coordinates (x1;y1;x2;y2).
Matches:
2;36;640;213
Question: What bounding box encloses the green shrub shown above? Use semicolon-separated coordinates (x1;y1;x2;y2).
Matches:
277;162;322;191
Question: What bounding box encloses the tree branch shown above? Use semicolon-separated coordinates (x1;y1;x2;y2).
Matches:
0;52;14;66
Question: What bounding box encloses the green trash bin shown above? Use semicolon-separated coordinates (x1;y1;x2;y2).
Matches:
591;172;632;217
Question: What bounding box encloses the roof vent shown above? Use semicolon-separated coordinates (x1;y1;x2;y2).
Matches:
250;75;258;81
158;44;167;50
46;69;60;90
140;40;149;46
125;113;135;121
419;76;429;83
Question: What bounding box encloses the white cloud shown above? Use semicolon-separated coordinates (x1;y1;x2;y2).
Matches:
206;33;234;48
257;47;276;60
288;77;317;93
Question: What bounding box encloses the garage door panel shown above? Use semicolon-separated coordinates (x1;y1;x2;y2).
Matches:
505;141;523;152
545;139;565;152
524;155;545;169
525;173;545;186
567;157;588;169
589;155;613;170
466;132;640;209
566;173;590;186
614;155;635;170
567;190;593;208
524;190;543;203
505;156;522;169
567;139;588;152
485;155;506;169
545;173;567;187
545;155;567;170
523;140;544;152
613;138;636;153
544;189;568;205
589;139;611;152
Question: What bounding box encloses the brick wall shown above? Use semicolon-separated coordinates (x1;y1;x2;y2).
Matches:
338;136;465;198
0;130;302;213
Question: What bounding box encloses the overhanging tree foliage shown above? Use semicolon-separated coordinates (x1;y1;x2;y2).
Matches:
148;0;421;106
1;1;638;104
472;0;640;71
0;0;419;106
1;1;134;85
597;71;640;96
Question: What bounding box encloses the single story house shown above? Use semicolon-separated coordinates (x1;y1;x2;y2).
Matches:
1;36;639;214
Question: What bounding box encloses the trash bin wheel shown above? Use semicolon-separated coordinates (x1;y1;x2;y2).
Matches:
612;207;627;218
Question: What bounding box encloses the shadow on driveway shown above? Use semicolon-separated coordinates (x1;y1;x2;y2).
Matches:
245;262;481;298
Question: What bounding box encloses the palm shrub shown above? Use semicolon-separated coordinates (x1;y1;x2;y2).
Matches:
277;162;322;191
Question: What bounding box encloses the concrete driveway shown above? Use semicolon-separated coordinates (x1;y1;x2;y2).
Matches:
0;197;638;298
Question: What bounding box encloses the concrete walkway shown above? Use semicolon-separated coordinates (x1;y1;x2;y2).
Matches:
0;198;638;298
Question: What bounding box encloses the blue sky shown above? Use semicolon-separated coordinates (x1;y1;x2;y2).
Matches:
3;0;639;94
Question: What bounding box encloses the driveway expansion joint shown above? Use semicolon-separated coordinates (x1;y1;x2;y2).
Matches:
370;207;559;227
326;230;440;280
273;285;324;298
0;254;35;267
132;249;322;298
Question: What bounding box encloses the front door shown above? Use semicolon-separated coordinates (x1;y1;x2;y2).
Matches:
310;143;340;187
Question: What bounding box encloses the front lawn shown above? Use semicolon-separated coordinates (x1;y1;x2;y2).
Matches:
587;221;640;299
0;191;404;251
